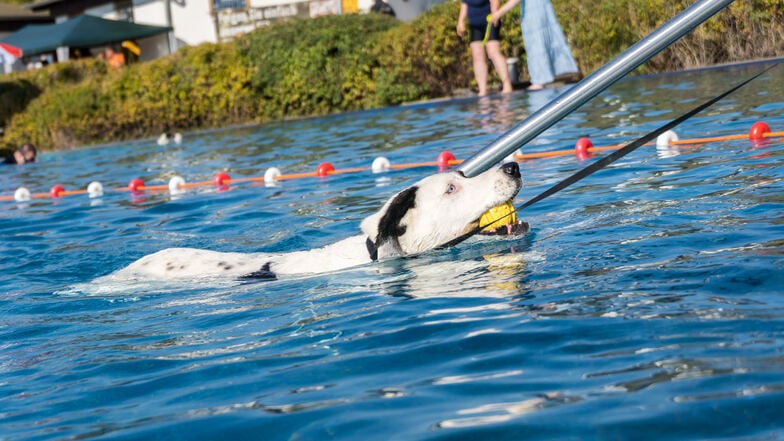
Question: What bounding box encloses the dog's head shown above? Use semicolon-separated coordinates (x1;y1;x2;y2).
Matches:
361;162;522;259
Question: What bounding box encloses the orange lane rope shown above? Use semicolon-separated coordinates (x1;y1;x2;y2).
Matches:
2;123;781;204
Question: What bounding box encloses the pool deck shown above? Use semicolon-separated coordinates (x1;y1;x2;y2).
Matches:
415;56;784;104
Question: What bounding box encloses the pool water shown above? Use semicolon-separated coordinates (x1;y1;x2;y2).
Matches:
2;60;783;440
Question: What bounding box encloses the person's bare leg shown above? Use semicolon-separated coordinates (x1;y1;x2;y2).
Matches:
470;42;489;96
485;41;513;93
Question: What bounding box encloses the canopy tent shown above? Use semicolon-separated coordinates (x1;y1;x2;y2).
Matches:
0;14;172;57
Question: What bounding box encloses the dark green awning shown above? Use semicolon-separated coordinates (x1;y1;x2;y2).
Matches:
0;14;172;56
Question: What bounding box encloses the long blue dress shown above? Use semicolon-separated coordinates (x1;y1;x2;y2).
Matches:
521;0;579;85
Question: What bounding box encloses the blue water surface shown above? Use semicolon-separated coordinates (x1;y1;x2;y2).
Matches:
2;61;784;440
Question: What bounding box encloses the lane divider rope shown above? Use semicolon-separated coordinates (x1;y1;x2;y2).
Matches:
2;121;780;204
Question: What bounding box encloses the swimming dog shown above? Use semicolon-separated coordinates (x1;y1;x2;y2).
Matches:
100;162;524;281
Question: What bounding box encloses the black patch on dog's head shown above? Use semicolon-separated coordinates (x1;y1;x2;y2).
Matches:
375;186;418;253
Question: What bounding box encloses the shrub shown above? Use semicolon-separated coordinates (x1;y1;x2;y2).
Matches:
4;43;256;149
371;0;523;104
4;78;111;149
0;58;108;146
106;42;257;138
554;0;784;74
0;79;40;131
373;1;469;104
239;13;398;119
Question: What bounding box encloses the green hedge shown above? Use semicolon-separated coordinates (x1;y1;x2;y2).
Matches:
2;0;782;150
0;79;39;131
555;0;784;73
239;12;399;118
3;43;256;149
0;59;107;133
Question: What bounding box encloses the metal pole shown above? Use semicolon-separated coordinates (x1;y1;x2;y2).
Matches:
165;0;176;53
457;0;735;178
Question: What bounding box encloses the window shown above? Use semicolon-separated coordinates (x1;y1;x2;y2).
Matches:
215;0;247;10
115;0;134;21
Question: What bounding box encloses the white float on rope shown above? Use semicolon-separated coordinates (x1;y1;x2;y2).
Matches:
656;130;679;147
87;181;104;198
371;157;391;173
264;167;282;185
168;176;186;195
14;187;31;202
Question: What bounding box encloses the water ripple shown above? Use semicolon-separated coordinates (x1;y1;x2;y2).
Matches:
2;63;784;440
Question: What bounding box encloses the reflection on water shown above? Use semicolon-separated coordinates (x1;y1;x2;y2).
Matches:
437;393;575;429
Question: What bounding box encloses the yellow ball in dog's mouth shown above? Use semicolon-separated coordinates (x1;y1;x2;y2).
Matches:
479;200;518;232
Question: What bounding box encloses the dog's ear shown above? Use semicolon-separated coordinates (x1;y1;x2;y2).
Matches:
361;186;418;257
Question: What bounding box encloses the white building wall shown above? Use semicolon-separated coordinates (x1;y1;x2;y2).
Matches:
171;0;219;46
131;0;167;25
134;0;218;47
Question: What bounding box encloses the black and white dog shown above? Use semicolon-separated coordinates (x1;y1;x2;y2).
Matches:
100;162;523;281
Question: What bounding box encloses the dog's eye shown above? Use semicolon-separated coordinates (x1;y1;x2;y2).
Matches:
446;184;456;194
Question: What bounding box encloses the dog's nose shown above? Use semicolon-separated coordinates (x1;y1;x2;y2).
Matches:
501;162;520;178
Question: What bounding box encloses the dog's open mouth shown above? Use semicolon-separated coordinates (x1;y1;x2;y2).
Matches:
477;200;529;236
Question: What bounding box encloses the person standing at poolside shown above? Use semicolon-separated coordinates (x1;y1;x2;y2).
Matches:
494;0;580;90
457;0;514;97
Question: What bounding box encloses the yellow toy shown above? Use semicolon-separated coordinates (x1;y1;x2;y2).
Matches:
121;40;141;56
482;14;493;47
479;200;517;232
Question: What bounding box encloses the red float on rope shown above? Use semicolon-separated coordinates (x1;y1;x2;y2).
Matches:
575;137;594;161
128;178;145;192
437;151;456;169
316;162;335;177
213;172;231;186
50;184;65;198
749;121;771;140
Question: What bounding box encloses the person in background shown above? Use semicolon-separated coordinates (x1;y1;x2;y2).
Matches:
2;143;37;164
493;0;581;90
457;0;514;97
121;40;142;64
104;47;125;68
